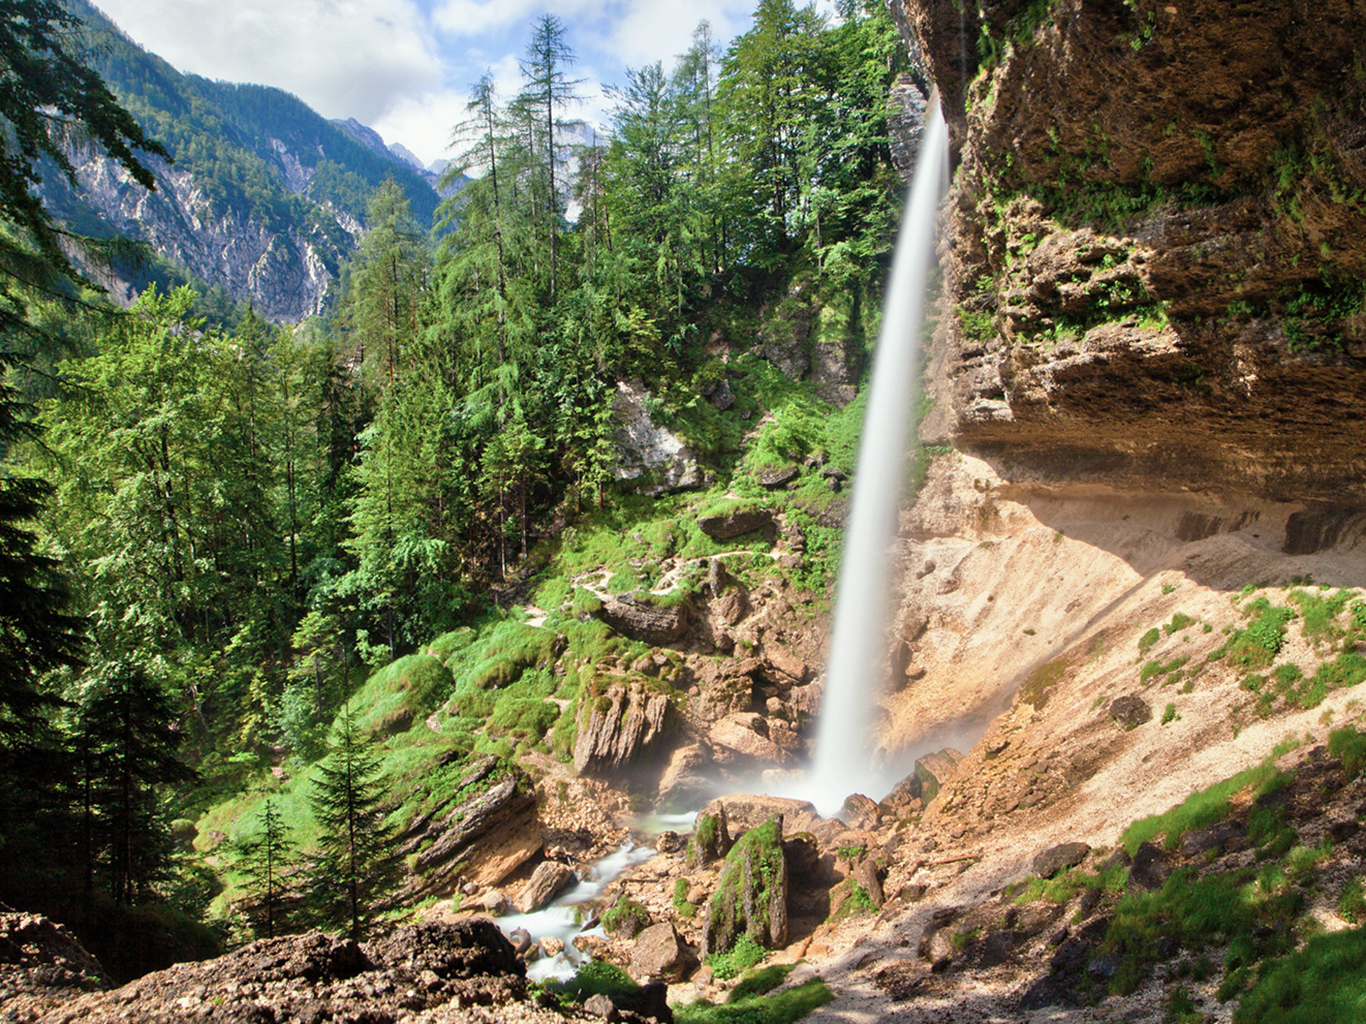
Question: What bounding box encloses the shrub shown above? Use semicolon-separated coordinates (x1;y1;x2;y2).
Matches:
705;933;768;981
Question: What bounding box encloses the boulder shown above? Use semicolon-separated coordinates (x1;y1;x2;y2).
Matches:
540;936;565;957
657;744;714;813
709;713;794;766
701;815;789;956
514;862;576;913
697;508;774;541
1128;842;1169;891
839;793;881;830
701;794;824;837
758;465;800;489
405;761;541;892
714;587;750;626
687;807;732;867
585;993;619;1020
630;923;691;982
763;642;810;683
611;381;704;496
782;832;821;881
574;683;675;774
1032;843;1091;879
599;599;691;645
1109;694;1152;727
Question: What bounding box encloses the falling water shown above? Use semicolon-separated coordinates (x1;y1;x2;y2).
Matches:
808;100;949;815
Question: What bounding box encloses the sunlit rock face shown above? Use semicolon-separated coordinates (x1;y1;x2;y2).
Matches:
895;0;1366;501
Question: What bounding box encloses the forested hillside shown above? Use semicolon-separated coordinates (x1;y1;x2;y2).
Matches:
36;0;441;321
1;0;916;974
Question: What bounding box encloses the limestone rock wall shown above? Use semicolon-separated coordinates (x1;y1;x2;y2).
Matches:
897;0;1366;501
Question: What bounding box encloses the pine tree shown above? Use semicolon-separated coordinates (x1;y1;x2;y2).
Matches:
237;798;294;938
305;709;396;939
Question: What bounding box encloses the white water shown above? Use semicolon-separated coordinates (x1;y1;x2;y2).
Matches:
493;842;657;982
808;101;950;816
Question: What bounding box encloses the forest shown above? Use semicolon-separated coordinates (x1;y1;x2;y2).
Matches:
0;0;913;975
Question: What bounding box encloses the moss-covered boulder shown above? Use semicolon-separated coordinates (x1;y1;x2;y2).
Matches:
700;814;789;956
686;807;732;869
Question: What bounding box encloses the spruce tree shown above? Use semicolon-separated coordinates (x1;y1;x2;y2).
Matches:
305;709;396;939
237;798;294;938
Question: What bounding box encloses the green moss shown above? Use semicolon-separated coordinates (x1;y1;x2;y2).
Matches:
704;817;786;955
545;960;640;1003
1019;655;1072;709
1138;628;1161;654
601;895;652;936
673;977;832;1024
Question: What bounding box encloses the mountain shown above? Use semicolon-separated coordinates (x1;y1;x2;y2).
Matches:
43;0;444;321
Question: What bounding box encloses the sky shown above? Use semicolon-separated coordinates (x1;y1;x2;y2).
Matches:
93;0;835;169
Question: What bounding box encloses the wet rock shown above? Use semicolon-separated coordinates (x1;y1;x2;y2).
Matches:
540;936;564;957
1109;694;1152;727
574;684;675;774
697;508;774;541
700;794;823;837
515;862;576;913
1031;842;1090;879
631;923;691;982
658;745;714;813
508;928;533;954
701;815;789;956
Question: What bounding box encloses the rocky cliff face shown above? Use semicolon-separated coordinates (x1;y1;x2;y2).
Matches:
69;154;342;322
896;0;1366;501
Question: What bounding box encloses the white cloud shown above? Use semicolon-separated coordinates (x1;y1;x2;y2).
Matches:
95;0;442;124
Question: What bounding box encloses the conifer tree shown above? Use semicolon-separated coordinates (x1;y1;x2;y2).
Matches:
237;798;294;938
305;709;395;939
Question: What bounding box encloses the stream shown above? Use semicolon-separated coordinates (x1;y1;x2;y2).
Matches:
492;811;697;981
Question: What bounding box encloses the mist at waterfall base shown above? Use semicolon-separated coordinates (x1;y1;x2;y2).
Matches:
804;101;949;816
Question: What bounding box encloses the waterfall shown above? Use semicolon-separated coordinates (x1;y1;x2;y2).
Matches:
808;100;949;816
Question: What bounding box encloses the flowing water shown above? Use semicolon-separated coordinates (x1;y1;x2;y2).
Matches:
808;101;949;816
493;842;659;982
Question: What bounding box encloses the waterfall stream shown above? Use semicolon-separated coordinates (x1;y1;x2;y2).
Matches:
808;100;949;815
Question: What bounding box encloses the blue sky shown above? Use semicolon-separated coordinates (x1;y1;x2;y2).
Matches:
94;0;835;168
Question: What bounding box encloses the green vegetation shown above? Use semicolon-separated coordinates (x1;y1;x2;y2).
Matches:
545;959;641;1003
674;877;698;918
705;933;770;981
675;977;833;1024
704;817;787;958
1234;929;1366;1022
1122;760;1288;855
601;895;652;936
